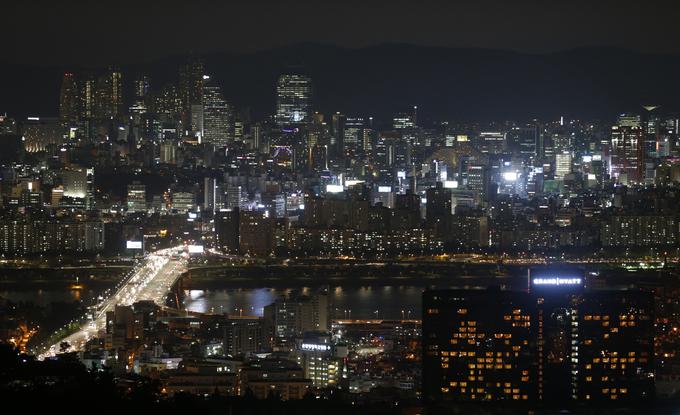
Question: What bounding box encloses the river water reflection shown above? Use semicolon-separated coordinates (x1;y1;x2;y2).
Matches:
182;286;431;320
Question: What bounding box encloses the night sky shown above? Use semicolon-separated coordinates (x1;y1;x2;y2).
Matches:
3;0;680;65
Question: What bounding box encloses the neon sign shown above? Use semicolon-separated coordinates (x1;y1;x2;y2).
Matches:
532;277;582;286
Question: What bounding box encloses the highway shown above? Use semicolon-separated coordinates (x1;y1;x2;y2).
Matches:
37;246;188;360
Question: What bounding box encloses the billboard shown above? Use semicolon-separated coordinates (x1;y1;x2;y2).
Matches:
529;267;585;292
326;184;344;193
126;241;143;250
188;245;204;254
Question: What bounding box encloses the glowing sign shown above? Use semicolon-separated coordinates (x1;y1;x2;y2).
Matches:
378;186;392;193
503;172;518;181
326;184;343;193
126;241;143;250
532;277;582;286
301;343;330;351
444;180;458;189
188;245;204;254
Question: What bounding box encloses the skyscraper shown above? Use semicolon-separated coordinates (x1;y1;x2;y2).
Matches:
610;114;643;184
179;58;205;120
202;75;233;147
275;74;312;127
59;72;79;126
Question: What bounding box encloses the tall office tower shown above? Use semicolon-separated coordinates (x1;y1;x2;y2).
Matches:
179;59;205;117
91;67;123;120
425;182;452;233
642;105;661;158
331;112;346;156
203;177;217;214
610;114;643;184
79;76;95;120
134;75;151;100
226;185;242;209
478;132;506;155
250;124;262;151
422;290;534;403
202;76;233;147
508;124;539;160
59;72;79;126
275;73;312;127
110;67;123;117
393;107;417;130
215;208;240;253
555;151;572;180
126;182;147;213
466;165;488;200
342;116;365;157
151;84;182;116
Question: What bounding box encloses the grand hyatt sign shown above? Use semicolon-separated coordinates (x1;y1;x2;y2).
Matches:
532;277;582;286
528;268;586;292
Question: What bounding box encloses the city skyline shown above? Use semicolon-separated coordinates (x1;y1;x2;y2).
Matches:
2;3;680;413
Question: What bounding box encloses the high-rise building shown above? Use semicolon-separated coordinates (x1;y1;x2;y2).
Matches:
508;124;539;160
126;182;147;213
555;151;572;180
21;117;62;152
160;141;178;164
215;208;240;253
172;192;195;213
59;72;79;126
275;74;312;127
91;67;123;120
202;76;233;147
179;59;205;117
331;112;346;156
610;114;643;184
422;271;655;405
342;116;365;157
393;108;417;130
263;293;330;346
204;177;217;214
79;76;94;120
423;289;534;403
134;75;151;100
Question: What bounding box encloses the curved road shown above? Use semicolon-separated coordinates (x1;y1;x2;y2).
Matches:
38;246;188;360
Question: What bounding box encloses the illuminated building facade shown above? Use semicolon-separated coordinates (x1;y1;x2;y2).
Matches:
576;292;654;402
59;72;79;126
275;74;312;128
423;270;655;406
610;114;644;184
202;76;234;147
423;290;534;403
126;182;147;213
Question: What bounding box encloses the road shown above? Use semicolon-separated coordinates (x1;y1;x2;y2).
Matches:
37;246;188;360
